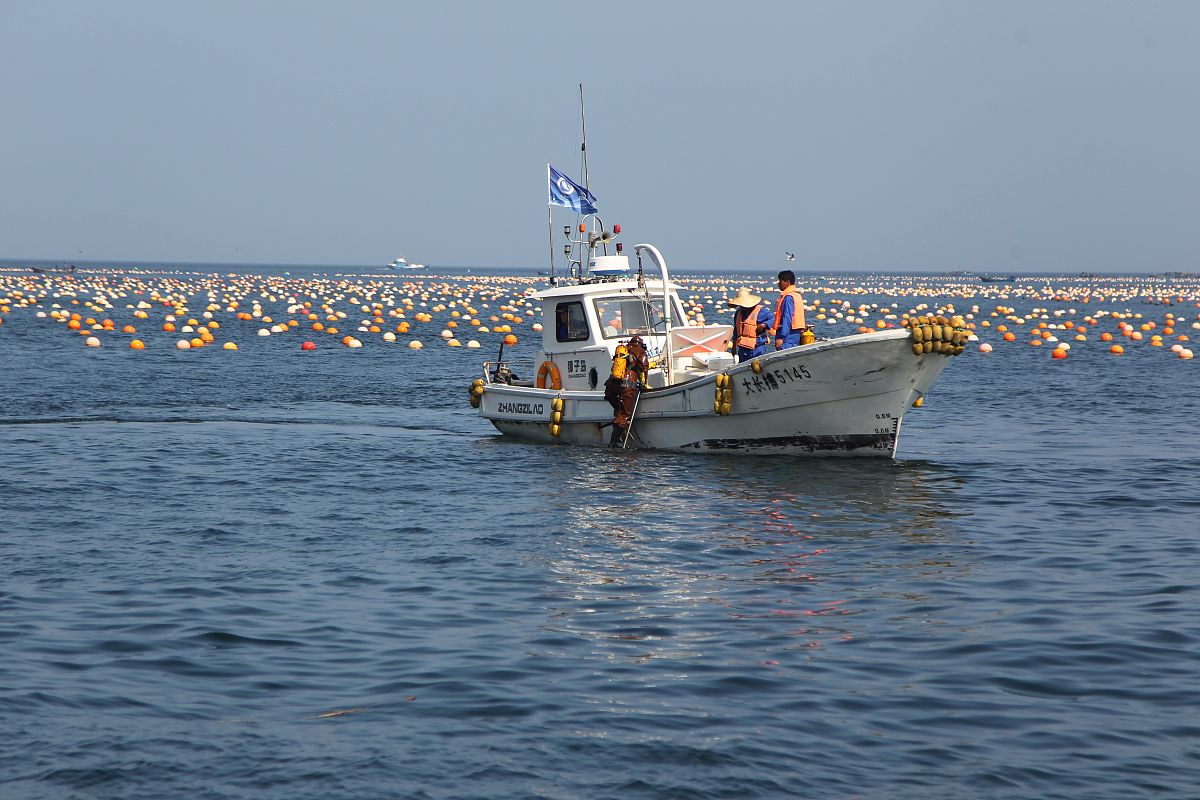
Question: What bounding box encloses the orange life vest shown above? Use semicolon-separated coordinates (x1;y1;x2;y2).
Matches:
735;304;763;349
773;286;806;334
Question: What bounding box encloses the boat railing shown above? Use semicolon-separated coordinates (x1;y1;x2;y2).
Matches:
483;360;534;385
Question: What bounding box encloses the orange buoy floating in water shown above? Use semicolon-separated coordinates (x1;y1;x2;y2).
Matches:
503;334;518;346
130;339;145;350
1052;348;1067;359
1110;344;1124;355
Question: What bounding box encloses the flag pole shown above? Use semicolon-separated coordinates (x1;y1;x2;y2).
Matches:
547;175;556;287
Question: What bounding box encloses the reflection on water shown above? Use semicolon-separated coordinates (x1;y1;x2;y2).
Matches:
530;449;972;666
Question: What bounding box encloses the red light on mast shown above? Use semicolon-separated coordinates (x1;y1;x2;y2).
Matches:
613;224;621;234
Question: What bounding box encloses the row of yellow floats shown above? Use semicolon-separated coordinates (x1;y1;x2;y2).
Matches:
549;397;565;437
713;373;733;416
904;315;970;356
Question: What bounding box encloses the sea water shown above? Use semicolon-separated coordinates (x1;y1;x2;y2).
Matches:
1;265;1197;799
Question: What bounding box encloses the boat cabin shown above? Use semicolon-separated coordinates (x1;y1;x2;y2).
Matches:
531;259;733;391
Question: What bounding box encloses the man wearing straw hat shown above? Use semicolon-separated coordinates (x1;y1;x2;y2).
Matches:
726;287;774;362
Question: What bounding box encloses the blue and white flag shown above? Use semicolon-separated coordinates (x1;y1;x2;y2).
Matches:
548;164;598;214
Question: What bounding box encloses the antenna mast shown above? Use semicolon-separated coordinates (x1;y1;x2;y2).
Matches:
579;83;590;192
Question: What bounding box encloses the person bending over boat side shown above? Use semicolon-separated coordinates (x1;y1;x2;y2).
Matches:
773;270;808;350
726;287;773;362
604;336;649;447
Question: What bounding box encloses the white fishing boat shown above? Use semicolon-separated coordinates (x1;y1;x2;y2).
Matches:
387;255;425;270
470;233;967;457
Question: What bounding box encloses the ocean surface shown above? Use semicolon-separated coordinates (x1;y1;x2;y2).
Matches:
2;263;1198;799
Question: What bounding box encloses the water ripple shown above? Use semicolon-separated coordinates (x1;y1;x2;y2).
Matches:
2;289;1198;799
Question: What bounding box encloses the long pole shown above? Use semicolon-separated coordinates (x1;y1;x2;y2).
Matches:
621;386;641;449
579;83;590;192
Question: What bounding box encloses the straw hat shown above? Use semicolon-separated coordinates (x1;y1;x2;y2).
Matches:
727;288;761;308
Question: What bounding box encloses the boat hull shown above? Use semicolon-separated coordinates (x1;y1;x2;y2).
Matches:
478;329;954;457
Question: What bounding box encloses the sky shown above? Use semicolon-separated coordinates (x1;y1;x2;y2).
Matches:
2;0;1197;272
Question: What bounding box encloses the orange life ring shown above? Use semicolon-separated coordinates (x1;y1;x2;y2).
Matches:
536;360;563;390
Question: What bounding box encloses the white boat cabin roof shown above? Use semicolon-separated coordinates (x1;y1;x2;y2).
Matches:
533;278;682;302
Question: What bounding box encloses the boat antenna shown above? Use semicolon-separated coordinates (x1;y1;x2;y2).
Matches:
576;83;597;277
579;83;590;194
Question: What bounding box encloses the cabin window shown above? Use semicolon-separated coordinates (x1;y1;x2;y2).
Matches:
594;296;681;339
554;301;590;342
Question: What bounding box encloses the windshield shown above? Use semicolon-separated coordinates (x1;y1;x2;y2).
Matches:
593;296;677;339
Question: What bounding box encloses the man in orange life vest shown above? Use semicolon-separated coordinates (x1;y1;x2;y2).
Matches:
726;287;773;362
773;269;807;350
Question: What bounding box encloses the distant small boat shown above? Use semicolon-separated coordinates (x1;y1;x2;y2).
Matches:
978;273;1015;283
387;255;425;270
